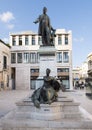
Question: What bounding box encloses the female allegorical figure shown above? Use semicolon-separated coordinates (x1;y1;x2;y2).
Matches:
31;68;61;108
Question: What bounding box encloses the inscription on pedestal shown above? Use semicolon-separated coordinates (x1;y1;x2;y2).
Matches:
44;108;50;111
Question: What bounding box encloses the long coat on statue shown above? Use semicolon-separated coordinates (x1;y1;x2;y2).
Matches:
37;14;51;36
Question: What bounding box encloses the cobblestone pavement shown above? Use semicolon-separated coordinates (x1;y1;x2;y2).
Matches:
0;90;31;118
0;89;92;119
64;89;92;115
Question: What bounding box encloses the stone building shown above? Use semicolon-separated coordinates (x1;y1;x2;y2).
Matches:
72;67;80;87
9;29;73;90
79;61;88;82
72;62;88;88
87;52;92;77
0;39;10;90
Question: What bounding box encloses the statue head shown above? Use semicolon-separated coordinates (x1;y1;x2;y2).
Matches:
46;68;51;76
43;7;47;14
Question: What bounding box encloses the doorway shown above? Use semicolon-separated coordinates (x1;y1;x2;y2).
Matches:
11;68;16;90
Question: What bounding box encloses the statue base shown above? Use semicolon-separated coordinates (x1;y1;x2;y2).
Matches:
35;46;57;89
1;95;92;130
38;46;57;77
15;101;61;121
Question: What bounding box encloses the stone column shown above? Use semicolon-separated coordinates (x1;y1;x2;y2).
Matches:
35;35;38;45
29;35;32;45
16;36;19;46
22;35;25;46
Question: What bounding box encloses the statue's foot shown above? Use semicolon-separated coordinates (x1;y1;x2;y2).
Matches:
48;100;52;105
34;100;40;108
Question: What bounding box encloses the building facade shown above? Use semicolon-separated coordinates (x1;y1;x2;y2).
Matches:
79;61;88;81
9;29;73;90
0;39;10;90
72;67;80;88
72;62;88;88
87;52;92;77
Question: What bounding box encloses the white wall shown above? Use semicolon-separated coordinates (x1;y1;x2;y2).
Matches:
16;65;30;90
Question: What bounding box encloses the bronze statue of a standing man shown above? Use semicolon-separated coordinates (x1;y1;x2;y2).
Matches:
33;7;55;46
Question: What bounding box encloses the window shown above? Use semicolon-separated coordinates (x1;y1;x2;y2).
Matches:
36;53;40;63
30;53;36;63
88;60;92;69
7;75;9;87
31;69;39;73
89;60;92;65
65;34;68;45
57;52;62;63
11;53;16;63
38;36;42;45
3;56;7;69
64;68;69;72
62;79;69;89
25;35;29;45
58;35;62;45
57;68;69;72
12;36;16;46
63;52;69;63
32;36;35;45
23;53;29;63
17;53;22;63
19;36;22;45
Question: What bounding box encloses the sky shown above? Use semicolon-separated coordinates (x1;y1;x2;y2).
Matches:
0;0;92;67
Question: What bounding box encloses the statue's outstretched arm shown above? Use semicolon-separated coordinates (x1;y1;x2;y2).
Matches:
33;19;39;24
33;15;40;24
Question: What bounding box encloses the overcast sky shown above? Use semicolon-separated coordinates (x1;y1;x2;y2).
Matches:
0;0;92;67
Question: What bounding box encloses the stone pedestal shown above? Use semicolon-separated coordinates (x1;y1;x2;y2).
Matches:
1;95;92;130
38;46;57;77
36;46;57;89
15;101;61;121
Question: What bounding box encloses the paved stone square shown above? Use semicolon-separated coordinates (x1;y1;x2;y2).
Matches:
0;90;31;118
65;89;92;115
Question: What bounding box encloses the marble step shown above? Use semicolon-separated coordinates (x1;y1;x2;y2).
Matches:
1;118;92;130
16;99;80;114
